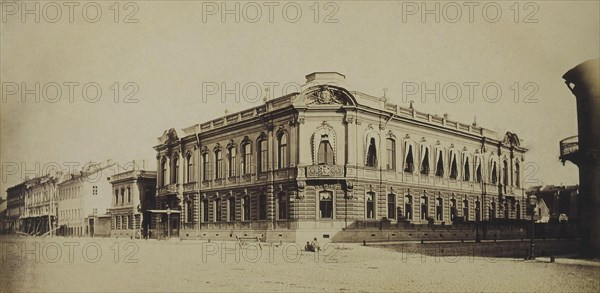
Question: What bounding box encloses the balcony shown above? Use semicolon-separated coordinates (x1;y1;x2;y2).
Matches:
158;183;179;196
306;165;344;178
560;135;579;164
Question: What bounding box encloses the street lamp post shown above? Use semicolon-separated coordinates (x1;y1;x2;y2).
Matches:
527;195;537;260
167;207;171;239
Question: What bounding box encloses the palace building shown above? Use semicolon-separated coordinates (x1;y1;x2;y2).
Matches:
153;72;528;243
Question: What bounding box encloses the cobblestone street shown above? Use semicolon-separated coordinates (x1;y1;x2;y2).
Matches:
1;237;598;292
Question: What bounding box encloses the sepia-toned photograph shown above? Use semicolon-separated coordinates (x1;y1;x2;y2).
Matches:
1;1;599;292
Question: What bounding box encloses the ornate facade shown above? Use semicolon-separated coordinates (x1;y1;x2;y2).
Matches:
153;72;528;242
108;169;156;238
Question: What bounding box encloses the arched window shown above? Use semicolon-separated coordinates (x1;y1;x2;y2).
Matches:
366;138;378;167
475;200;481;221
215;199;222;222
172;156;179;184
228;197;236;222
319;191;333;219
420;196;428;220
115;189;119;205
515;162;520;187
366;192;375;219
463;199;469;221
258;139;268;173
404;195;413;220
386;138;396;170
202;153;210;181
243;196;251;221
464;157;471;181
278;192;287;220
491;162;498;184
242;143;251;175
318;134;334;165
258;193;267;220
186;153;193;183
387;194;396;219
435;150;444;177
278;133;288;169
161;160;168;186
449;198;457;221
476;164;482;183
450;156;458;179
215;150;223;179
228;146;236;177
127;187;131;203
404;145;414;173
420;147;429;175
120;188;125;204
436;197;444;221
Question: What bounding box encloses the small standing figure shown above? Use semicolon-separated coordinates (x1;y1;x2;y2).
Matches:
311;237;320;252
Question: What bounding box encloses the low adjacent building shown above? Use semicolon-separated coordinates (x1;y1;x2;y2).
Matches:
57;161;120;236
3;183;26;234
108;169;156;238
21;173;62;236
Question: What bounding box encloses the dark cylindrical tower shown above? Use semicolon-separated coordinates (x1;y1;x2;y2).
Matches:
562;59;600;258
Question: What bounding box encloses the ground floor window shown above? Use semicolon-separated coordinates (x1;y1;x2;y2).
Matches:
450;199;457;221
404;195;412;220
243;197;251;221
420;196;428;220
319;191;333;219
228;197;236;222
463;200;469;221
387;194;396;219
436;197;443;221
366;192;375;219
259;194;267;220
215;199;222;222
278;193;287;220
202;199;209;222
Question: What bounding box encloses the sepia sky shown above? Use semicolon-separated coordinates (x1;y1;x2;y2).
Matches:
1;1;599;196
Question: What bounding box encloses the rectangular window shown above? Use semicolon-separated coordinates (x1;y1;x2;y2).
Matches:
387;194;396;219
215;151;223;179
228;198;236;222
202;199;209;222
202;154;209;181
259;194;267;220
386;139;396;170
215;200;222;222
242;144;251;175
228;148;236;177
258;140;268;173
366;192;375;219
243;197;251;221
278;193;287;220
319;191;333;219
